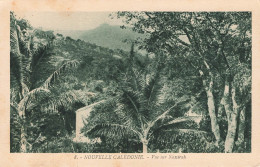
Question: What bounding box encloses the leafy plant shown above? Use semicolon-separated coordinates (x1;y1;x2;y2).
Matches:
85;48;207;153
10;12;79;152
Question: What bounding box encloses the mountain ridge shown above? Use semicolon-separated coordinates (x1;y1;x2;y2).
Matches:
54;23;144;52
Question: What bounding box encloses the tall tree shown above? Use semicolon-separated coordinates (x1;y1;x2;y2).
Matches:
116;12;251;152
10;12;78;152
85;47;205;153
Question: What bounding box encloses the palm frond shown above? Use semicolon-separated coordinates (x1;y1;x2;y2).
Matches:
10;53;22;89
143;71;161;105
39;90;82;113
17;87;50;112
10;21;21;56
115;89;146;129
167;129;208;134
148;96;190;129
10;20;27;97
27;87;50;98
52;91;78;108
114;102;141;129
164;116;202;126
30;40;50;72
86;123;141;139
43;60;79;89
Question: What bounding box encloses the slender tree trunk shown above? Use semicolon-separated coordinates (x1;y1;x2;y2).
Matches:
224;113;238;153
142;141;148;153
20;119;27;153
141;132;149;153
205;85;221;145
237;107;246;145
200;70;221;145
217;96;225;118
18;107;28;153
224;86;239;153
223;81;232;121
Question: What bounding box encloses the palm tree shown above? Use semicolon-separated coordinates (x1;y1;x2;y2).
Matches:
86;50;205;153
10;12;78;152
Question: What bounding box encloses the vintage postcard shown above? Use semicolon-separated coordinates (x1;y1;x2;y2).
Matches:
0;0;260;166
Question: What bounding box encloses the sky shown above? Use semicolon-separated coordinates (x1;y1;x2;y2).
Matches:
15;12;124;31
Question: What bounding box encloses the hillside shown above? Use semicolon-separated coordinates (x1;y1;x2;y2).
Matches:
55;23;144;52
10;11;252;154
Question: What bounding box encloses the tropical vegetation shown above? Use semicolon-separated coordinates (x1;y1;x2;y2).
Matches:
10;11;251;153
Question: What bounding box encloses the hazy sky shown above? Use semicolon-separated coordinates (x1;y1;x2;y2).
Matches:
15;12;124;31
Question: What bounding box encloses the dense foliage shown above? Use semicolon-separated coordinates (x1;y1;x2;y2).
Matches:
10;11;251;153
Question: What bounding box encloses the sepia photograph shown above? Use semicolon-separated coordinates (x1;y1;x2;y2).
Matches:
10;11;252;154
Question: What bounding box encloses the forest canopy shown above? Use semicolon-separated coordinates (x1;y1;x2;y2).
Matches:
10;11;251;153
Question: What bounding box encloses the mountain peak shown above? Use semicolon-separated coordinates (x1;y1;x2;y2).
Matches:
55;23;144;51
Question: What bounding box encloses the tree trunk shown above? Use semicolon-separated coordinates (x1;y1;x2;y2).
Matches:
19;108;28;153
205;85;221;145
20;121;27;153
217;96;225;118
224;86;239;153
199;68;221;145
141;135;149;153
142;141;148;153
237;107;246;145
224;113;238;153
223;81;232;121
200;70;221;145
